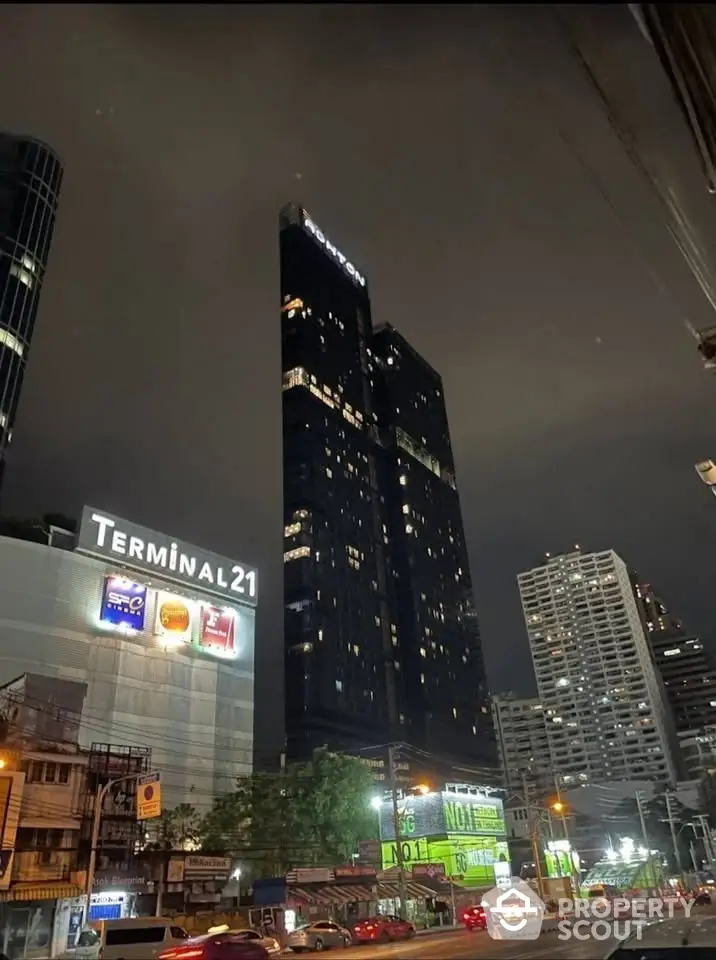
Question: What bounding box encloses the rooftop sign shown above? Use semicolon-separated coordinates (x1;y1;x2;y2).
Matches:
302;212;367;288
77;507;258;606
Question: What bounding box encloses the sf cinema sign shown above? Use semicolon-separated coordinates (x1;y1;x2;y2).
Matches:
303;214;367;288
77;506;258;606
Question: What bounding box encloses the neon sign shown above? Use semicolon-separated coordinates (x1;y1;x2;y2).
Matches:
303;216;366;288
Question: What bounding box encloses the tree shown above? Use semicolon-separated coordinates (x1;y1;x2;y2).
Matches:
147;803;202;851
199;749;378;879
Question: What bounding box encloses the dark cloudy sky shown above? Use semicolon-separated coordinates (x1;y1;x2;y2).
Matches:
2;4;716;757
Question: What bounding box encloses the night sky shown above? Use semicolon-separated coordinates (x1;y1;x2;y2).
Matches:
2;5;716;758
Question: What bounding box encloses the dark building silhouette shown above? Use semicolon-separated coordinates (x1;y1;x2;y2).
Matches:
280;203;493;766
0;134;63;491
634;580;716;733
372;325;493;761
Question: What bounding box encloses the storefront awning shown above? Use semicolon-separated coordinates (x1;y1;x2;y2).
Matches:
380;880;447;900
0;882;82;902
287;879;446;906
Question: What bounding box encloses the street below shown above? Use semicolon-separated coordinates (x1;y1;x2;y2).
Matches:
328;928;613;959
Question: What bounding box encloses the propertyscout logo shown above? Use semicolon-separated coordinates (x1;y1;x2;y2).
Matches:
483;880;696;943
556;896;695;943
483;879;545;940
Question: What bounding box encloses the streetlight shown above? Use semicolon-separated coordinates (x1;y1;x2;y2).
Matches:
370;796;382;810
414;784;430;795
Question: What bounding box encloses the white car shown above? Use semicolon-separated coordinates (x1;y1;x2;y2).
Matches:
604;913;716;957
286;920;353;952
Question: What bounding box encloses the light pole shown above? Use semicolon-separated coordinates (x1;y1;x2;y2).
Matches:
84;774;142;922
549;800;580;896
387;746;409;919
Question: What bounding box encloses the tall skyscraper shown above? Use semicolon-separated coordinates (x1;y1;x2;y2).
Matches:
0;134;63;490
280;203;492;764
372;325;492;761
518;548;679;787
634;580;716;733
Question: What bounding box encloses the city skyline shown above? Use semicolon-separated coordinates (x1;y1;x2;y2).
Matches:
2;5;716;760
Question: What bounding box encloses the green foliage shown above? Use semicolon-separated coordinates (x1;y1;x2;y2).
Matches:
148;802;202;851
198;749;379;879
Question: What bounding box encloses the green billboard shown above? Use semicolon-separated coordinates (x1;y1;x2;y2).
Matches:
381;834;510;887
378;791;506;840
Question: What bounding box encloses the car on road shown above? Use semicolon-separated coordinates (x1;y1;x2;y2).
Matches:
604;914;716;958
461;905;487;931
286;920;353;952
196;927;280;956
61;918;190;959
159;932;270;960
351;915;416;943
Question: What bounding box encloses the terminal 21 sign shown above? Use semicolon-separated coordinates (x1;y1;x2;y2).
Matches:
78;507;258;606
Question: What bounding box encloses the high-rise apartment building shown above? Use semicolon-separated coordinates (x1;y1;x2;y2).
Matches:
372;325;492;761
518;548;679;788
634;581;716;733
280;204;492;764
0;135;63;491
491;694;552;800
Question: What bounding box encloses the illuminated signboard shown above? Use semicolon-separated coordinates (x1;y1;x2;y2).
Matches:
380;835;510;887
378;791;506;841
302;214;367;288
100;576;147;633
155;592;195;646
199;605;237;659
77;507;258;606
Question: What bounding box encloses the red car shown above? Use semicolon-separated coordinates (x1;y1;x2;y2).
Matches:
352;914;416;943
462;905;487;931
159;932;270;960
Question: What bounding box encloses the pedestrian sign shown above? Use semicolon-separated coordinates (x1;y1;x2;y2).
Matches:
137;772;162;821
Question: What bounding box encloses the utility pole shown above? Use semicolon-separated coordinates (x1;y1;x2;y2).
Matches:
85;774;142;922
665;791;687;889
697;814;715;866
523;775;545;901
388;745;409;919
636;790;658;892
553;775;580;897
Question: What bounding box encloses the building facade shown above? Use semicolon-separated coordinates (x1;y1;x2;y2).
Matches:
0;505;257;806
281;203;399;754
0;135;63;489
634;581;716;733
280;204;492;764
518;548;679;787
372;326;493;762
678;726;716;780
491;694;552;800
376;785;509;888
